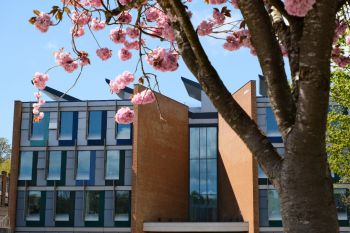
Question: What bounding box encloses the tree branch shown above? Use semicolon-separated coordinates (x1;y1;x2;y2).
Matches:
157;0;283;184
238;0;296;139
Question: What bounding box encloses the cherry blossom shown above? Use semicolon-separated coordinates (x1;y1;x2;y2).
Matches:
110;71;134;94
115;107;134;124
146;47;179;72
117;11;132;24
118;48;132;61
110;29;126;44
71;26;85;38
213;8;225;25
82;0;102;8
32;72;49;90
34;12;52;33
197;20;214;36
126;27;139;39
131;89;156;105
91;18;105;31
72;10;91;26
284;0;316;17
96;48;112;60
54;49;79;73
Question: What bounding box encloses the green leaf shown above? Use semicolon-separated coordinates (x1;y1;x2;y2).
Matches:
29;17;36;25
33;9;41;16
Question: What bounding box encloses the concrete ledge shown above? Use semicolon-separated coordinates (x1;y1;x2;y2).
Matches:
143;222;249;232
16;227;131;232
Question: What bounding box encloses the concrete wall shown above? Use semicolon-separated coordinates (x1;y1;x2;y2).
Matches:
131;85;189;233
218;81;259;233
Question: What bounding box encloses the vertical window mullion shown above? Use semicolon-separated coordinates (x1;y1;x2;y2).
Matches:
56;103;60;140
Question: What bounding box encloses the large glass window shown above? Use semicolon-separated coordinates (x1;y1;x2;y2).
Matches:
116;124;131;140
268;189;282;221
189;127;218;222
334;188;348;220
47;151;62;180
19;152;33;180
115;191;130;221
59;112;74;140
55;191;71;221
31;113;48;140
26;191;41;221
88;111;102;140
76;151;90;180
266;107;280;137
85;191;100;221
106;151;120;180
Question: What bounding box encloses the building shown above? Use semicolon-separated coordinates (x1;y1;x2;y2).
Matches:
9;78;349;233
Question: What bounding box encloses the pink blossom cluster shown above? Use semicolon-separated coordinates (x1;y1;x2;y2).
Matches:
124;40;142;50
332;46;350;68
118;48;132;61
54;49;79;73
117;11;132;24
71;26;85;38
109;71;134;93
72;10;91;26
79;52;90;66
35;12;52;33
32;91;45;122
197;8;228;36
115;107;134;124
334;20;347;42
145;7;175;41
146;47;179;72
223;29;255;54
91;18;105;31
33;72;49;90
213;9;225;25
96;48;112;60
231;0;238;8
119;0;133;5
284;0;316;17
110;29;126;44
208;0;227;4
126;27;139;39
81;0;102;7
131;89;156;105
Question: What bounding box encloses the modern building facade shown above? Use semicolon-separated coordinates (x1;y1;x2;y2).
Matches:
9;78;349;233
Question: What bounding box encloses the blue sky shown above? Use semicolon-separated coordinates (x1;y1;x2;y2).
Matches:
0;1;263;142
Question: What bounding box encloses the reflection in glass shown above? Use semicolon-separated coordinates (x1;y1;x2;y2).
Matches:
206;128;217;158
47;151;62;180
26;191;41;221
115;191;130;221
76;151;90;180
334;188;348;220
59;112;74;140
190;128;199;159
55;191;71;221
88;111;102;140
266;107;280;136
268;189;282;220
116;124;131;140
19;152;33;180
31;113;48;140
106;151;120;180
85;191;99;221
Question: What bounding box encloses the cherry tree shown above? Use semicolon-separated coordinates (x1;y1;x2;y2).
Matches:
29;0;350;232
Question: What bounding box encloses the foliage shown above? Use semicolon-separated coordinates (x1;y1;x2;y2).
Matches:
0;138;11;162
0;159;11;174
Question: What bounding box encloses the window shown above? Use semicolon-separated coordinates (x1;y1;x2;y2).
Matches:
59;112;74;140
55;191;71;221
19;152;33;180
31;112;48;140
116;124;131;140
266;107;280;137
268;189;282;221
189;127;218;222
105;151;120;180
26;191;41;221
47;151;62;180
334;188;348;220
85;191;100;221
115;191;130;221
88;111;102;140
76;151;90;180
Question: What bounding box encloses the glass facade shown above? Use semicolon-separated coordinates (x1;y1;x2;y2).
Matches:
334;188;348;220
88;111;102;140
59;112;74;140
116;124;131;140
26;191;41;221
31;113;48;140
105;151;120;180
55;191;71;221
76;151;90;180
115;191;130;221
189;127;218;222
47;151;62;180
85;191;100;221
19;152;33;180
266;107;280;137
268;189;282;221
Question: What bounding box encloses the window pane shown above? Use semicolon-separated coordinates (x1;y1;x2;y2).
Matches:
60;112;74;140
190;128;199;159
56;191;70;221
31;113;48;140
88;111;102;140
268;189;282;220
199;128;207;158
116;124;131;140
106;151;120;180
206;128;217;159
207;159;217;195
334;189;348;220
199;160;207;195
77;151;90;180
258;166;267;178
266;108;280;137
27;191;41;221
47;151;61;180
276;148;285;157
85;191;100;221
19;152;33;180
190;160;200;195
115;191;130;221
